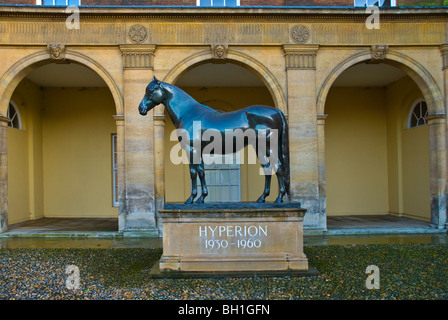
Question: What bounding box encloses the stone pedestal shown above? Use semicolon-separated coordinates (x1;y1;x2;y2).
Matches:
156;203;311;275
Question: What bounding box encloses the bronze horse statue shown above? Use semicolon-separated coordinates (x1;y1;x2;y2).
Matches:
138;76;290;204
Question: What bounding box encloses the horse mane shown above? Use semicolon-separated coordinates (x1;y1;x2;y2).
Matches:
163;82;216;113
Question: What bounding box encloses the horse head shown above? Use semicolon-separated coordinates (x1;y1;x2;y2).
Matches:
138;76;166;116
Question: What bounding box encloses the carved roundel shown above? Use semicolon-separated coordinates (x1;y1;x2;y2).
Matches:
290;25;310;44
128;24;148;44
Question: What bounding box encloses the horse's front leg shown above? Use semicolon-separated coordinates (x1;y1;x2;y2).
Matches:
195;160;208;204
185;163;198;204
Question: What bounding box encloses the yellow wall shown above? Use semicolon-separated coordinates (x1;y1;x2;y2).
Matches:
325;77;430;220
325;87;389;215
7;79;43;224
42;87;118;218
164;86;280;203
386;77;429;220
401;125;430;219
7;79;118;222
7;127;30;224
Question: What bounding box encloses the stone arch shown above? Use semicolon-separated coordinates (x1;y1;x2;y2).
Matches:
318;49;447;229
161;49;287;116
316;49;444;117
0;48;124;232
156;49;285;206
0;49;123;117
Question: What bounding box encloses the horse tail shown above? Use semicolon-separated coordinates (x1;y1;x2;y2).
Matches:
279;110;291;198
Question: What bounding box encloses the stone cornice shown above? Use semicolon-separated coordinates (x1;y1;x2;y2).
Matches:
0;6;448;21
1;7;446;47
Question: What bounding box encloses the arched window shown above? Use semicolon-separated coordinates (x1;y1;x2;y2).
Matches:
7;102;21;130
408;100;428;129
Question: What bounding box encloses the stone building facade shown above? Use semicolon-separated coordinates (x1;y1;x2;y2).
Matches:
0;2;447;236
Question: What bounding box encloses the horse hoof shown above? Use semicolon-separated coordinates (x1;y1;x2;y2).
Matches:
195;198;204;204
257;198;265;203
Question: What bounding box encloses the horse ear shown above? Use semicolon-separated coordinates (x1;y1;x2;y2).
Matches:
153;75;160;84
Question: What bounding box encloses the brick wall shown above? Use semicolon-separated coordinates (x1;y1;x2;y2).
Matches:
82;0;196;5
396;0;446;5
310;0;353;5
240;0;284;5
0;0;35;4
82;0;123;5
0;0;446;6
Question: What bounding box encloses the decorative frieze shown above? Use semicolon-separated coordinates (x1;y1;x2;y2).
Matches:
211;44;229;64
283;44;319;69
370;45;388;63
120;44;156;69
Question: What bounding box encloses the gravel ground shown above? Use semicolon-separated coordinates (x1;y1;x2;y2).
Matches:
0;243;447;300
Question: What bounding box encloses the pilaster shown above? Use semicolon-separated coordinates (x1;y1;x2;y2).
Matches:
426;112;448;229
153;112;166;235
317;114;328;231
0;116;9;233
283;44;324;232
439;43;448;229
119;44;158;236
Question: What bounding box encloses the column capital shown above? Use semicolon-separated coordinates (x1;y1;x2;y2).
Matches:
283;44;319;70
154;114;166;126
0;115;10;127
440;44;448;70
425;113;446;124
119;44;156;69
317;114;328;125
113;114;125;126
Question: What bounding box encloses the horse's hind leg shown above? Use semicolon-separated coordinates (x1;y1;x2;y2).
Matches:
185;163;198;204
256;139;272;203
275;168;287;203
195;160;208;204
257;163;272;203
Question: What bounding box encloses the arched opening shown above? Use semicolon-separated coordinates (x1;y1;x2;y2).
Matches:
324;61;432;227
163;61;280;203
6;60;119;232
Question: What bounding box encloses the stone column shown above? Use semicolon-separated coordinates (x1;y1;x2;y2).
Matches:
317;114;328;231
283;44;324;233
119;44;158;236
113;114;125;231
436;44;448;230
426;113;447;229
0;115;9;233
153;110;166;234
